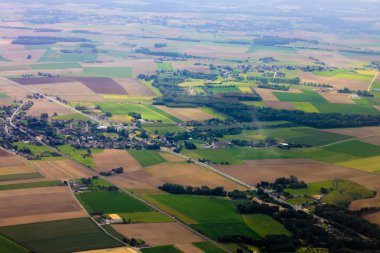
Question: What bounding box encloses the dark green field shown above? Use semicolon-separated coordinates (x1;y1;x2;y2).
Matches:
141;245;183;253
193;242;227;253
274;90;327;103
77;191;152;214
0;218;122;253
0;235;29;253
0;181;63;191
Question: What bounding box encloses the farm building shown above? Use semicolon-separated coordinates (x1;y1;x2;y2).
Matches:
108;214;123;224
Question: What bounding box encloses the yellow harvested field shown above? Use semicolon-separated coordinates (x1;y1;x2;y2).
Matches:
0;79;32;98
33;159;95;180
0;165;36;176
159;152;186;162
154;105;214;121
113;78;155;96
0;156;28;168
109;170;164;190
75;247;138;253
317;92;355;104
27;99;74;118
27;82;97;96
0;186;87;226
93;149;141;173
146;162;246;191
112;223;204;246
254;88;279;101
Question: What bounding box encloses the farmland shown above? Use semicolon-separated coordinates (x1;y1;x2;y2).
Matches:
0;0;380;252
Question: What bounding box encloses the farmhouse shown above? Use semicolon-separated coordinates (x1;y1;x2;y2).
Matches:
108;214;123;224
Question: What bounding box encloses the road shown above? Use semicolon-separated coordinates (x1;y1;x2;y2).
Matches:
367;72;379;92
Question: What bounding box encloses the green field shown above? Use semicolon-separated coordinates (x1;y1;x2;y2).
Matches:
39;49;97;63
0;93;10;99
193;242;227;253
56;145;100;168
13;142;57;157
147;105;182;123
157;62;174;71
128;150;167;167
313;69;374;81
206;86;241;94
141;245;183;253
0;181;63;191
53;113;90;121
323;140;380;157
96;103;172;122
183;147;289;164
337;155;380;172
118;211;173;223
314;103;379;114
0;218;122;253
143;123;186;134
82;67;132;78
31;62;81;70
0;234;29;253
285;180;333;196
149;195;260;240
293;102;319;112
274;90;327;103
77;191;152;214
279;147;361;163
247;46;297;54
242;214;291;237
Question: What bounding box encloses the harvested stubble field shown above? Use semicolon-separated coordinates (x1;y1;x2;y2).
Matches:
323;126;380;138
112;223;204;247
11;77;128;94
75;247;138;253
264;101;296;110
175;243;204;253
215;159;366;185
33;159;95;180
93;149;141;173
146;162;246;191
113;78;156;96
317;92;355;104
0;79;33;98
109;170;165;190
154;105;215;121
0;186;87;226
26;99;74;118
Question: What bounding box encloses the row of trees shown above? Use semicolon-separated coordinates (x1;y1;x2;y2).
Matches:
159;183;227;196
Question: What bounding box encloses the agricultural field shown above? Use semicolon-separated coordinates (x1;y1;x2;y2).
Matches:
56;145;101;168
93;149;141;173
0;218;122;253
128;150;167;167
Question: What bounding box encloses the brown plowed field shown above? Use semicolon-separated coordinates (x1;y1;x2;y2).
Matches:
0;148;11;157
348;174;380;210
317;92;355;104
0;186;87;226
215;159;366;184
0;166;36;176
27;99;74;118
93;149;141;173
254;88;279;101
0;156;28;168
299;71;369;90
109;170;164;190
146;163;246;191
265;101;296;110
113;78;155;96
33;160;95;180
11;77;128;95
27;82;97;97
112;223;204;246
322;126;380;138
154;106;214;121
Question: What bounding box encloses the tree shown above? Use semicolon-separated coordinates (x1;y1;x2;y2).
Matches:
27;54;32;60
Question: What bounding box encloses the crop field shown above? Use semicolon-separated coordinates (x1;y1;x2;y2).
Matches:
128;150;167;167
193;242;227;253
93;149;141;173
146;105;182;123
274;90;327;103
77;191;152;214
182;147;289;164
205;86;241;94
317;92;355;104
26;100;74;118
148;195;260;239
154;106;216;121
242;214;291;237
141;245;183;253
265;101;296;110
314;103;380;114
38;49;97;63
75;247;138;253
146;162;246;191
313;69;375;81
0;234;29;253
96;103;172;122
118;211;173;223
0;218;122;253
285;180;334;196
13;142;56;157
113;78;156;96
32;62;81;70
33;159;95;180
156;62;174;71
143;123;186;134
293;102;319;112
82;67;132;78
56;145;101;168
215;159;365;184
0;186;87;226
113;223;204;247
0;180;63;191
0;92;10;98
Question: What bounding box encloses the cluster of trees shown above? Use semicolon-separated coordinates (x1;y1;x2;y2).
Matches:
338;87;374;97
273;176;307;190
237;202;280;215
128;112;142;120
257;83;289;91
12;36;91;45
248;75;301;85
135;47;192;58
158;183;227;196
253;106;380;128
99;167;124;177
154;43;167;48
253;36;312;46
